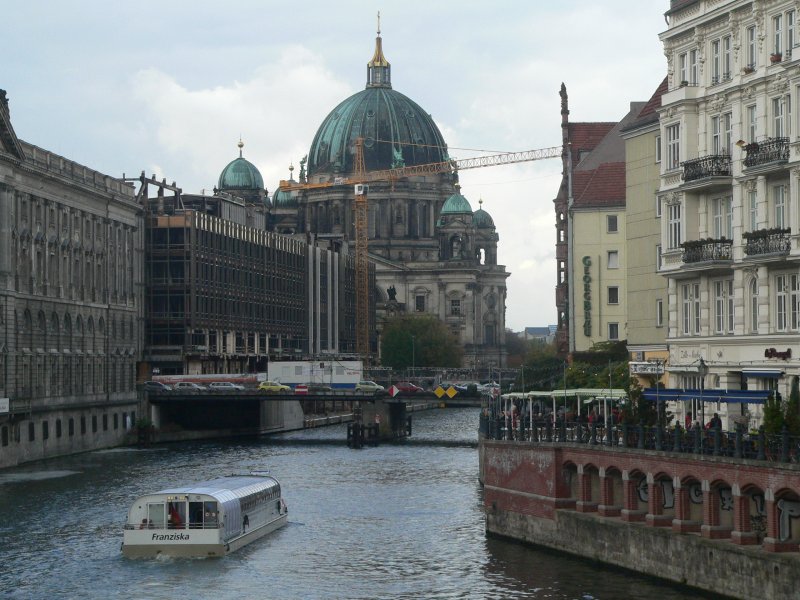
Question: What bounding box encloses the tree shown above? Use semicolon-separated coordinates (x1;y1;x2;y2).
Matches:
380;314;463;369
785;376;800;435
763;393;784;435
504;329;531;368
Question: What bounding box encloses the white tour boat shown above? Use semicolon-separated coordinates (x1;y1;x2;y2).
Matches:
122;472;287;558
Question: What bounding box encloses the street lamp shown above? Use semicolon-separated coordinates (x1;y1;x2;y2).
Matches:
411;335;416;373
698;357;708;432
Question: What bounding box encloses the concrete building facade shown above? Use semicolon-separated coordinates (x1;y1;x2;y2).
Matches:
658;0;800;427
556;86;641;354
622;78;671;387
0;90;143;469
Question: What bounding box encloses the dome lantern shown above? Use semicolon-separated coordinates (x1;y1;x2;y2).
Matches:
367;12;391;88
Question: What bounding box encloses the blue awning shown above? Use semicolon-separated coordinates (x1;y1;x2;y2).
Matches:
741;369;783;379
643;388;771;404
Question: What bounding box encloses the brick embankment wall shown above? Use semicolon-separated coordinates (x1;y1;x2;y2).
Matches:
482;440;800;600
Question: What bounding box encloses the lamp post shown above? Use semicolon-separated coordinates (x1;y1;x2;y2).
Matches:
698;357;708;434
411;335;416;374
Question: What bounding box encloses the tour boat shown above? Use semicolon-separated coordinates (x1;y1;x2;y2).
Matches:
122;472;287;558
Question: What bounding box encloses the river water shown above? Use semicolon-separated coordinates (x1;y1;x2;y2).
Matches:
0;408;720;599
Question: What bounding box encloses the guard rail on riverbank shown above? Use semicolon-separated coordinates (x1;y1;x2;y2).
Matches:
480;415;800;464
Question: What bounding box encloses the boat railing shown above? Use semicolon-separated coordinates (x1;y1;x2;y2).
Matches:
124;522;221;530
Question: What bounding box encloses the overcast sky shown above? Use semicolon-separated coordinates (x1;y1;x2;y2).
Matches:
3;1;668;332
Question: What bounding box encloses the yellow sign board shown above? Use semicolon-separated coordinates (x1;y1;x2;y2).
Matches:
434;386;446;398
446;386;458;398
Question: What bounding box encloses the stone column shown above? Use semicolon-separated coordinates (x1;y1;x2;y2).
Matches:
597;469;620;517
575;466;597;513
763;492;799;552
620;471;645;522
671;478;700;533
646;475;671;527
701;482;731;539
730;486;758;545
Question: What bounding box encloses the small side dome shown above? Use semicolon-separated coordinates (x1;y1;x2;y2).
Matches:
218;140;264;192
473;200;495;228
273;164;298;208
272;188;297;208
441;189;472;215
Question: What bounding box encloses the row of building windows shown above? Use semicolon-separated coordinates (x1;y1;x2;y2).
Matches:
0;355;136;397
662;92;794;172
676;9;797;87
660;185;789;250
678;275;800;336
0;410;136;447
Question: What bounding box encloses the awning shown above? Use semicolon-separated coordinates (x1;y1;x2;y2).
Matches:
643;388;772;404
741;369;783;379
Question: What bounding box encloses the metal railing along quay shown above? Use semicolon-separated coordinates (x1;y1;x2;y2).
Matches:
480;415;800;464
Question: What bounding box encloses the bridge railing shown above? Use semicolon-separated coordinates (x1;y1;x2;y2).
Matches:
480;415;800;464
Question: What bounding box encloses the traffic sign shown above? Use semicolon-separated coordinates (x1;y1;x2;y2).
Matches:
389;385;400;397
434;386;446;398
446;386;458;398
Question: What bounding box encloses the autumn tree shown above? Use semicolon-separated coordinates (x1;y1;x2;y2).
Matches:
380;314;463;370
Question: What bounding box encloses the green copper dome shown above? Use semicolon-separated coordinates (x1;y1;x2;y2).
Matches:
272;187;297;208
441;191;472;215
473;203;495;228
218;142;264;191
307;34;449;176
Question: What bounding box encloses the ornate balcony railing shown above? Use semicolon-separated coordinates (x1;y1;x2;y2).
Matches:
743;227;791;256
743;137;789;168
681;154;732;182
681;238;732;263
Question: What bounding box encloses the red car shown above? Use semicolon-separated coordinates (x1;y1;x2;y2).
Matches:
394;381;423;394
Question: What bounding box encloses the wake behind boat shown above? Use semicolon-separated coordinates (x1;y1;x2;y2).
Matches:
122;472;287;558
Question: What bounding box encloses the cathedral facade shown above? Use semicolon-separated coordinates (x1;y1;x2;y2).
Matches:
271;31;510;367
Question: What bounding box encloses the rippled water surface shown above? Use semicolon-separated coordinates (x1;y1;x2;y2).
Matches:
0;408;717;599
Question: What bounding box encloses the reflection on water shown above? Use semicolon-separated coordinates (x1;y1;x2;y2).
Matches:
0;408;718;599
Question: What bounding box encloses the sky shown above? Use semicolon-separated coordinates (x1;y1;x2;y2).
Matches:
3;1;668;332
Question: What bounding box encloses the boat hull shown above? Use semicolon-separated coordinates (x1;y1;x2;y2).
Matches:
122;514;288;558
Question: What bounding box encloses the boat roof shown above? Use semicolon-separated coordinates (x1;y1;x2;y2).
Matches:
153;474;280;499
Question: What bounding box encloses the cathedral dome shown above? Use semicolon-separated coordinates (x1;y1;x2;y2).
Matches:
218;141;264;192
473;201;495;228
441;190;472;215
307;33;449;176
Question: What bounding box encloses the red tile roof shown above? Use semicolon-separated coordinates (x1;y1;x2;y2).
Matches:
568;122;616;162
636;76;668;121
572;162;626;208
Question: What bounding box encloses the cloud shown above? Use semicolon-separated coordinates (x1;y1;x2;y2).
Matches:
131;45;352;194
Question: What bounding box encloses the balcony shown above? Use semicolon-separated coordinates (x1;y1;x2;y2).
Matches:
743;137;789;170
681;238;732;264
681;154;732;191
743;227;791;258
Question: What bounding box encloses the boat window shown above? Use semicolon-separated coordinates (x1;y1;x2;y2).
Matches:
147;503;166;529
189;502;204;529
204;502;218;528
168;501;186;529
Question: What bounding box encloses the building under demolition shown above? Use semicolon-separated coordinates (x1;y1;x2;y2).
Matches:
139;147;374;376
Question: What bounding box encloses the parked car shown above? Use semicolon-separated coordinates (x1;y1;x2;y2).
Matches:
143;380;172;392
208;381;245;391
306;383;333;394
172;382;207;391
258;380;291;394
394;381;423;394
355;380;385;394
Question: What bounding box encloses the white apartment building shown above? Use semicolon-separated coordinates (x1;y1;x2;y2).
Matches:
658;0;800;427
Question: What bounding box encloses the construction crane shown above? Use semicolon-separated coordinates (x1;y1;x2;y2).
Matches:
278;140;563;360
